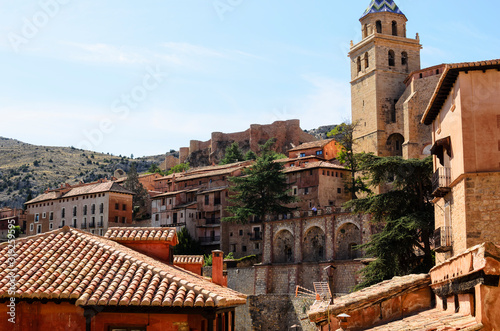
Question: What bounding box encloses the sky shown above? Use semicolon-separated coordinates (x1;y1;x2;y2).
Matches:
1;0;499;157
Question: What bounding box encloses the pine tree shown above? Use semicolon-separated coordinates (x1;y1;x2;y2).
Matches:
223;139;298;223
244;150;257;161
173;227;202;255
220;142;244;165
123;163;150;220
348;155;434;290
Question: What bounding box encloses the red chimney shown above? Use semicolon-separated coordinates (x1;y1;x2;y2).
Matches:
211;250;227;287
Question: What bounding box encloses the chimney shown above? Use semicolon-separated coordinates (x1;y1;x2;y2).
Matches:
211;250;227;287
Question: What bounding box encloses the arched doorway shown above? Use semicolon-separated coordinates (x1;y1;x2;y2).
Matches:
303;226;326;262
273;230;294;263
336;223;361;260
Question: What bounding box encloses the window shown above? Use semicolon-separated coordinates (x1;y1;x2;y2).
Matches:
242;245;247;252
155;214;159;222
73;206;77;217
310;170;313;176
122;204;126;211
337;188;342;194
61;220;65;226
392;21;397;36
239;230;243;236
35;214;39;223
169;199;172;205
357;57;362;73
83;205;87;215
99;229;103;236
255;243;260;250
61;208;65;218
122;217;126;223
72;219;77;228
327;171;330;176
364;52;369;68
304;187;309;195
162;198;166;206
401;52;408;66
30;224;34;232
388;50;395;67
316;150;323;155
100;203;104;214
49;223;53;230
300;153;306;157
37;224;42;234
42;212;46;219
49;212;53;221
376;20;382;33
115;203;119;210
205;195;209;205
115;216;119;223
363;24;368;38
91;204;96;214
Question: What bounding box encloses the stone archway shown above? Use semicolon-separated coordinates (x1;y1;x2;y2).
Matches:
336;223;361;260
386;133;404;156
303;226;326;262
273;230;294;263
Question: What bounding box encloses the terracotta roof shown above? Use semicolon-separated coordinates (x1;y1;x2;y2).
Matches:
288;139;333;152
0;227;246;308
174;256;204;264
284;161;346;173
422;59;500;125
174;166;245;182
104;227;177;243
308;274;430;322
25;191;59;204
365;308;482;331
26;182;134;205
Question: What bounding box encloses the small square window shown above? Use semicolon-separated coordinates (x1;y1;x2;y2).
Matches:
30;224;34;232
239;230;243;236
242;245;247;252
337;188;342;194
49;223;53;230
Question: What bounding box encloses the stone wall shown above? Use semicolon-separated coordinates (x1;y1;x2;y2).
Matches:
183;120;317;167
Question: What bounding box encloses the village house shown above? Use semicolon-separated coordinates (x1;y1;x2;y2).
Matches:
287;139;340;160
24;179;134;236
0;207;26;240
0;226;246;330
421;59;500;264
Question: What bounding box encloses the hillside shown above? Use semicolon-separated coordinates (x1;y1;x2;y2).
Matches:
0;137;163;208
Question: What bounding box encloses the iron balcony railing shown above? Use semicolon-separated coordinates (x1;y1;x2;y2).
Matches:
81;223;87;229
432;167;451;197
199;236;220;243
434;226;453;252
89;222;96;228
250;233;262;241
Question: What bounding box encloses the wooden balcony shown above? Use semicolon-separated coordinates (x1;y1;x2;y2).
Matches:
434;226;453;252
432;167;451;197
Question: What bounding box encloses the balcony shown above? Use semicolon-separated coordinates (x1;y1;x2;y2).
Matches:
81;223;87;229
434;226;453;252
432;167;451;197
161;223;186;228
89;222;96;228
250;233;262;241
199;236;221;245
97;221;103;227
197;218;221;228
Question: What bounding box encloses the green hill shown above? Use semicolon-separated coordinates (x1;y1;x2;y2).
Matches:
0;137;164;208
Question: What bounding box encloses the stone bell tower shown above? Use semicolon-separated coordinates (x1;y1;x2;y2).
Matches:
349;0;422;157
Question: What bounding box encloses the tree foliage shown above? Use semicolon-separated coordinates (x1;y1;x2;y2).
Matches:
223;139;298;224
147;163;162;174
167;162;190;175
349;155;435;290
220;142;245;165
173;227;202;255
123;163;150;220
244;150;257;161
327;122;368;199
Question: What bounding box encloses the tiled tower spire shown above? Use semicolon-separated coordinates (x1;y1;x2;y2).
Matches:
362;0;404;17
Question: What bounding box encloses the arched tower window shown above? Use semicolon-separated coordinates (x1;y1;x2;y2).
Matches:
386;133;405;157
357;57;362;73
363;24;368;38
376;20;382;33
392;21;398;36
388;50;395;67
364;52;369;69
401;52;408;72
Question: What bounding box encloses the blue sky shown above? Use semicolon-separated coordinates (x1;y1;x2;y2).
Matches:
1;0;499;157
